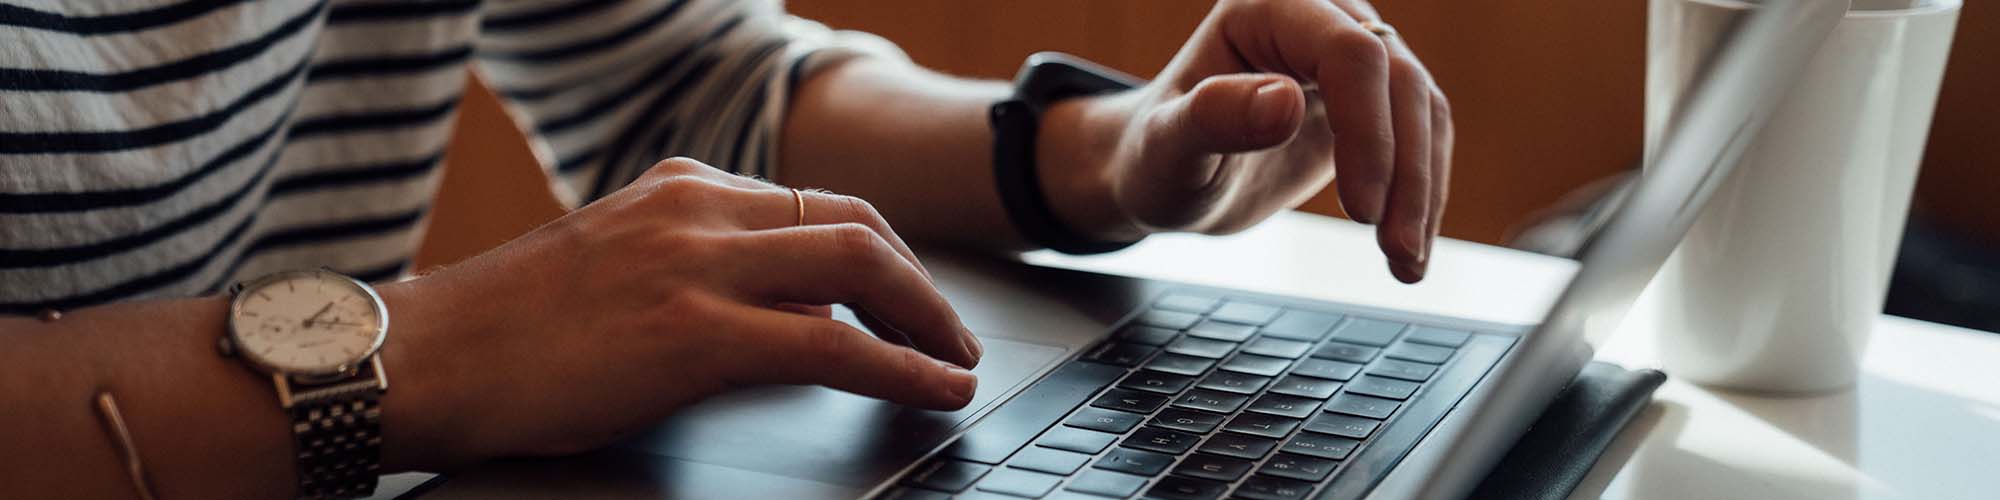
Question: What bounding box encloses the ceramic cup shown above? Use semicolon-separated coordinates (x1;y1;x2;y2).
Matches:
1644;0;1961;393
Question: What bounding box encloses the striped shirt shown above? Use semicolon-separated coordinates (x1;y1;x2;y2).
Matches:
0;0;901;315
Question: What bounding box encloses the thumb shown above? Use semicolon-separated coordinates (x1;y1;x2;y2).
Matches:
1146;73;1306;163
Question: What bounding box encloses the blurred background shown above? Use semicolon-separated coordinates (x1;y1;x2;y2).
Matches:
418;1;1997;332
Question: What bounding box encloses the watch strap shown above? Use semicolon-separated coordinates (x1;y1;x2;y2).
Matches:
290;388;382;500
991;52;1142;255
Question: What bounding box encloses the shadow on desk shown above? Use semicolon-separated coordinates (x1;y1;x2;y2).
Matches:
1580;374;1999;500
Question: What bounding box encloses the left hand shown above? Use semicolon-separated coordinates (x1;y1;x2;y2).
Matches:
1040;0;1452;283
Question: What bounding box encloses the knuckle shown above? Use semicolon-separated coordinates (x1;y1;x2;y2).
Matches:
1430;91;1453;118
1389;57;1426;83
829;222;890;260
1330;29;1389;69
802;321;858;363
644;156;708;178
834;194;885;226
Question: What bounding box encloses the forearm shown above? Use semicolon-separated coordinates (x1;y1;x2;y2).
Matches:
777;57;1135;251
0;283;468;499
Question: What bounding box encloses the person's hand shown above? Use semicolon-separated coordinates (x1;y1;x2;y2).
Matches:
378;158;981;467
1040;0;1452;283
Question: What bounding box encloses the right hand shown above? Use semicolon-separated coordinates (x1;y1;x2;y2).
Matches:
381;157;982;467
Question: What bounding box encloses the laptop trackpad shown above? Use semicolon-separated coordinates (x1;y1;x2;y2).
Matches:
620;336;1067;488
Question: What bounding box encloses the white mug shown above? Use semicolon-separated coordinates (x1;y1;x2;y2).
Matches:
1644;0;1961;393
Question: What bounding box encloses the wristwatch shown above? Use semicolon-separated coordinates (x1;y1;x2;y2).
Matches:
219;269;390;499
990;52;1144;254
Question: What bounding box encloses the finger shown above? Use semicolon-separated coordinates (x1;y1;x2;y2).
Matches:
721;305;978;410
775;303;835;318
1378;57;1434;283
1419;88;1455;277
721;224;980;369
1223;3;1394;223
733;188;933;282
1141;74;1306;189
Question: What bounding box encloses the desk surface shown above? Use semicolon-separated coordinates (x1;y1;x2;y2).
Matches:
1029;211;2000;500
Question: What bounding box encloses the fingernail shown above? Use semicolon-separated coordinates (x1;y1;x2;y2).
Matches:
940;362;978;402
1253;80;1296;130
963;330;984;360
1400;227;1424;264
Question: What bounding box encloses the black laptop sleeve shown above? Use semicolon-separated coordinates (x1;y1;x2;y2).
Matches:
1466;361;1667;500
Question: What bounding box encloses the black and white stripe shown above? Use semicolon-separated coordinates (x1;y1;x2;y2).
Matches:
0;0;893;314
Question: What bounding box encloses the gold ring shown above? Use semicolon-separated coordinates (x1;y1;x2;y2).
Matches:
1360;20;1397;38
791;188;806;227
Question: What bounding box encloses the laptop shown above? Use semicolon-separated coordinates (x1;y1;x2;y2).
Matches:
422;1;1846;498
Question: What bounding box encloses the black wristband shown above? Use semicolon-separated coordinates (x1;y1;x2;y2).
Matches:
991;53;1142;255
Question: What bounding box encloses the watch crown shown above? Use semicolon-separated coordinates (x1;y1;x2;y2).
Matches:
217;336;236;357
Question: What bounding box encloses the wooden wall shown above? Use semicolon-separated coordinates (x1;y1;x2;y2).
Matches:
416;1;1995;269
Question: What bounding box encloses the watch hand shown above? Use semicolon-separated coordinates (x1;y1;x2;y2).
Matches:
302;302;335;328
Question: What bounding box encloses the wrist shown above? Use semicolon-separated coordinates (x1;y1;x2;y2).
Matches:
374;276;490;471
1035;91;1148;243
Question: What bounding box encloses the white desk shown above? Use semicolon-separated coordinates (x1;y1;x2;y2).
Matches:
1028;211;2000;500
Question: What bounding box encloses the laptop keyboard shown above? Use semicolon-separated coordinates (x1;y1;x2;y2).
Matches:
880;292;1508;500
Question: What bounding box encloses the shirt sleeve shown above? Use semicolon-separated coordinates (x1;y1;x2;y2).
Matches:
473;0;906;208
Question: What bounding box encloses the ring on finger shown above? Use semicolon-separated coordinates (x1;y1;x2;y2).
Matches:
1359;20;1397;38
791;188;807;227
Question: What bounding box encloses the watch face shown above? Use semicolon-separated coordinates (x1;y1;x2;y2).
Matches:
228;271;387;375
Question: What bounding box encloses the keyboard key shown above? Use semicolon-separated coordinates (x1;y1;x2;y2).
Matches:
1384;341;1456;364
880;487;953;500
1304;413;1380;439
1082;342;1157;367
1147;476;1229;500
1095;448;1174;476
1067;407;1144;434
1241;337;1313;359
1151;408;1226;434
1236;475;1316;500
1324;393;1401;420
955;492;1022;500
1210;302;1282;325
1310;341;1381;364
1007;447;1090;475
1281;432;1360;460
1036;427;1117;454
1123;427;1201;455
1171;389;1250;414
1260;310;1342;342
1115;325;1181;346
1064;469;1148;498
904;459;990;492
1246;393;1321;419
1258;453;1339;482
1219;354;1292;376
1143;353;1215;376
1368;358;1439;382
943;361;1125;464
974;468;1062;498
1268;375;1342;399
1118;370;1195;395
1165;336;1237;359
1154;294;1222;314
1135;309;1202;330
1197;433;1277;460
1172;454;1253;482
1291;358;1364;381
1346;375;1421;400
1222;412;1301;439
1195;370;1270;395
1329;318;1406;346
1186;320;1257;342
1090;388;1170;414
1404;326;1472;347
